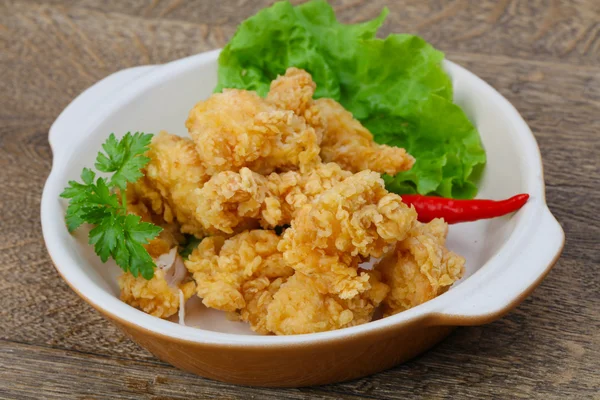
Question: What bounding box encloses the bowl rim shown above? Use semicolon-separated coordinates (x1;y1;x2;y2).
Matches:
41;49;565;348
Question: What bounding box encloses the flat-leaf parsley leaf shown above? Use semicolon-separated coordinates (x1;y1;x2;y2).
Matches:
60;132;161;279
95;132;152;191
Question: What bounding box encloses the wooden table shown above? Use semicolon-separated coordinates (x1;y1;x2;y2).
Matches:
1;0;598;398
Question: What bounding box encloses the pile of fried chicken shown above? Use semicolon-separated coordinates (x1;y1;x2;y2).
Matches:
119;68;465;335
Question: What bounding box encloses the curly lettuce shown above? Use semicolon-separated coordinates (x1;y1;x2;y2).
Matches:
216;0;486;198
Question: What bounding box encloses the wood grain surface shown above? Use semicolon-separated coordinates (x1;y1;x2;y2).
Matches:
0;0;599;398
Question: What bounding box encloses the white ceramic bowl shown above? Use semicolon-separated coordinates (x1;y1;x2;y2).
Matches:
41;49;564;386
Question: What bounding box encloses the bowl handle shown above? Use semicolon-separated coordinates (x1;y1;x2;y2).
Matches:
48;65;157;156
429;206;564;326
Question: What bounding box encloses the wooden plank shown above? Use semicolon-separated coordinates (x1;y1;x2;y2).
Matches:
0;0;598;398
0;340;368;399
8;0;600;66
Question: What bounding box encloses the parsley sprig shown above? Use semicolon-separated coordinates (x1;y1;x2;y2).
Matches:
60;132;162;279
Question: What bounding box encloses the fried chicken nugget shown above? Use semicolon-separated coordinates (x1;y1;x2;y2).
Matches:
128;131;210;237
193;163;352;234
126;184;184;250
119;268;196;319
316;98;415;175
267;67;325;141
376;219;465;316
194;168;269;234
265;271;389;335
186;89;321;174
266;162;352;225
279;171;417;299
120;196;196;319
265;67;414;175
184;230;294;333
237;275;287;334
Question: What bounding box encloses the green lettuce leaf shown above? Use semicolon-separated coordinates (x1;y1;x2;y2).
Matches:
215;0;486;198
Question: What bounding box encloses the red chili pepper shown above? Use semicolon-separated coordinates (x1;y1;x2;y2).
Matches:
400;194;530;224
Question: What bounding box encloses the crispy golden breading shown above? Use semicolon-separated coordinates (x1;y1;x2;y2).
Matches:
184;230;294;332
236;276;287;334
195;168;268;234
118;203;195;319
143;230;180;259
279;171;417;299
266;162;352;225
266;273;352;334
377;219;465;316
267;68;315;116
265;68;414;175
265;271;389;335
193;163;352;234
342;270;390;327
119;269;196;319
129;131;210;237
126;187;184;255
267;67;325;142
316;98;415;175
186;89;321;174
